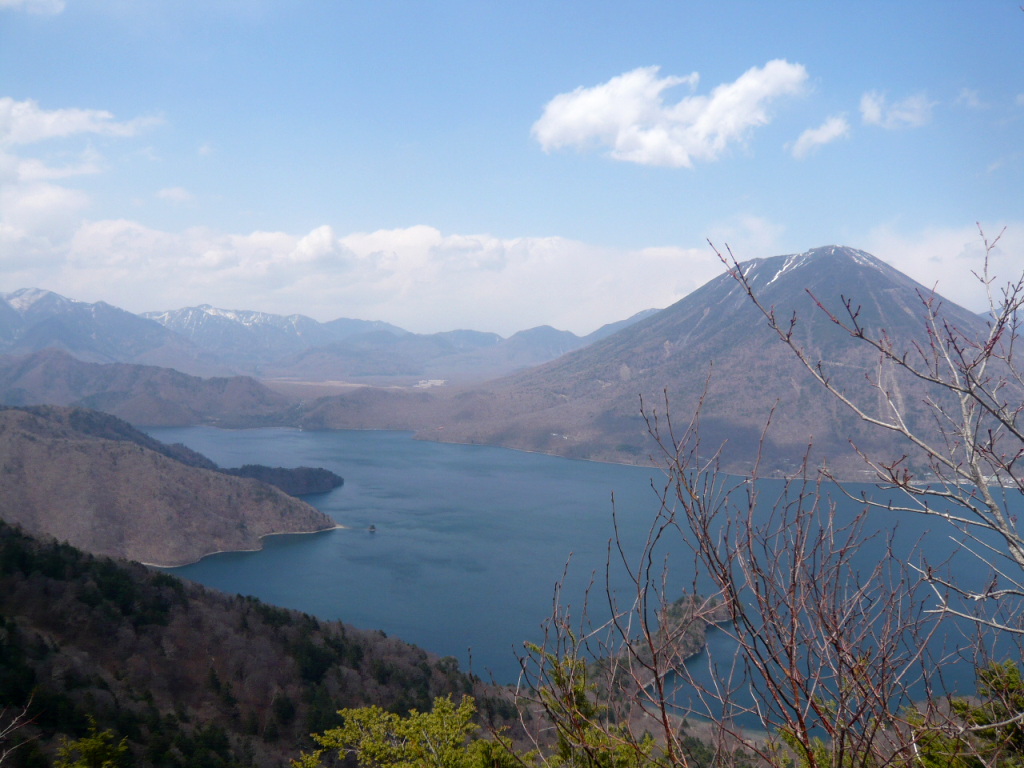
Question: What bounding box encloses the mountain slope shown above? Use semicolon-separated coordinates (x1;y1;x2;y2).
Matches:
0;522;497;768
582;308;661;343
0;348;297;426
446;246;985;472
304;246;985;476
0;405;336;565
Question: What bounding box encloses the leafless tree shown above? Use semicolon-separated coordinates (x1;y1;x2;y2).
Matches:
0;697;35;768
510;389;947;768
714;230;1024;636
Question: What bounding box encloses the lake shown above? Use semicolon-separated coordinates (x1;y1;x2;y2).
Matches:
147;426;991;694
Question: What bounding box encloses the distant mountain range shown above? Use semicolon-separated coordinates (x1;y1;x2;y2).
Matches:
0;288;229;375
0;288;659;384
0;247;988;477
143;303;660;383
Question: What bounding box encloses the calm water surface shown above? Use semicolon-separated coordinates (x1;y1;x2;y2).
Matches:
147;427;669;682
146;427;989;690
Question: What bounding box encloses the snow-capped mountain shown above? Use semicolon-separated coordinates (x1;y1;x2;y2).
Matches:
0;289;222;374
142;304;407;364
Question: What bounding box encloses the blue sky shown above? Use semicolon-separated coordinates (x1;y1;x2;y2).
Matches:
0;1;1021;335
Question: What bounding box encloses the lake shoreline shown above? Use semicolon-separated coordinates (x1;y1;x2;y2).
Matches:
142;523;347;569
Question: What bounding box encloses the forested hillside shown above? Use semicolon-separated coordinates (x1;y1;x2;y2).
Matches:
0;522;513;768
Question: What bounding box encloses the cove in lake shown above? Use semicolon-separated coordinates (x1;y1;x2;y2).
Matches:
147;426;991;691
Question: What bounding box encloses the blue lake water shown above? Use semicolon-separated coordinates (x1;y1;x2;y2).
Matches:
146;426;998;693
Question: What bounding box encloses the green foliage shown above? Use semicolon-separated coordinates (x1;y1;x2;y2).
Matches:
0;614;35;706
525;640;657;768
0;522;185;629
299;695;528;768
908;661;1024;768
241;595;292;628
775;728;831;768
0;521;484;766
957;660;1024;760
54;719;128;768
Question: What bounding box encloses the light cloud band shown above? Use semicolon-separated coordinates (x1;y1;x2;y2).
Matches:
791;115;850;159
860;91;934;129
0;97;160;146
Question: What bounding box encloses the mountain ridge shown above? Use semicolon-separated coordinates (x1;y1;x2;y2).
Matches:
0;405;337;566
0;289;660;384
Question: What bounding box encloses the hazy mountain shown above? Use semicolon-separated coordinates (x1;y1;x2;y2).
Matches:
0;348;296;426
262;316;660;385
0;251;983;476
0;289;659;385
142;304;407;366
0;405;336;565
0;289;227;375
301;246;987;476
145;301;658;383
582;308;661;343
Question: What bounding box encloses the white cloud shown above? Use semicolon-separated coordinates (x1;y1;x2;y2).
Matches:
198;143;213;156
0;180;88;243
1016;94;1024;107
0;218;730;335
791;115;850;159
860;90;934;129
532;60;808;168
0;97;160;145
156;187;193;203
0;0;64;14
2;203;1019;335
7;147;103;181
954;88;986;109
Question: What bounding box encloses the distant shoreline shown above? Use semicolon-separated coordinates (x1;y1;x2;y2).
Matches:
143;523;347;569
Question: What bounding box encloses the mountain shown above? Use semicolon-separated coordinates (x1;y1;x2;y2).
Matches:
262;325;583;384
0;289;660;386
0;348;297;426
582;308;661;343
0;289;226;376
145;301;659;384
0;405;336;565
0;522;500;768
0;250;981;476
261;316;661;385
299;246;986;476
142;304;408;368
